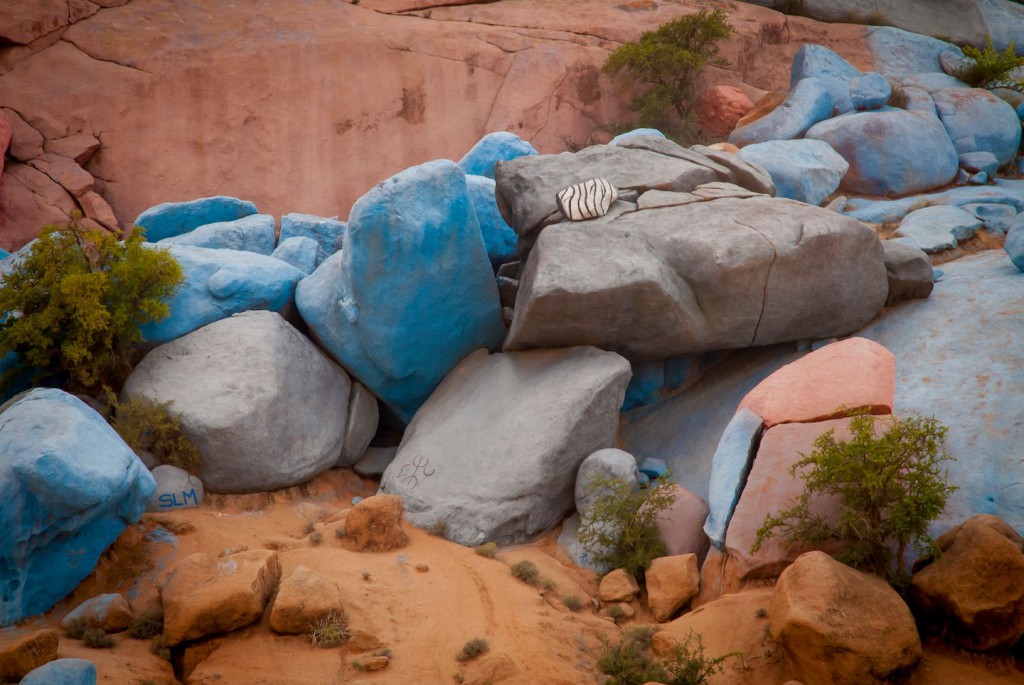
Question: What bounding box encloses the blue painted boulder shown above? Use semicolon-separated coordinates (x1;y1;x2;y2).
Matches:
704;409;763;550
895;205;981;253
280;213;346;254
932;88;1022;166
458;132;537;179
962;202;1017;234
20;659;97;685
737;139;848;206
466;174;518;268
790;43;862;114
805;108;958;196
901;72;969;92
135;196;258;243
609;128;666;145
959;151;1000;177
0;389;155;626
1004;215;1024;271
271;236;327;274
729;77;834;146
140;245;305;345
158;214;276;255
867;27;964;79
850;72;891;110
295;160;505;423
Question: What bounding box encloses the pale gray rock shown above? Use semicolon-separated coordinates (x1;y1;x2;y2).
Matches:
354;446;397;478
337;382;379;468
895;205;982;253
147;465;205;513
505;196;888;359
123;311;351;493
379;347;631;545
690;145;776;196
575;448;639;515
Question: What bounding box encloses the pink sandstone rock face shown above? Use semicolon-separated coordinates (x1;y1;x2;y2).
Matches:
0;112;11;181
697;85;754;137
655;484;710;563
0;0;878;249
738;338;895;428
723;417;859;581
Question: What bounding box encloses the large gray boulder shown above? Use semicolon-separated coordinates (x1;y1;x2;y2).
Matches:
123;311;351;493
505;196;888;359
379;347;631;545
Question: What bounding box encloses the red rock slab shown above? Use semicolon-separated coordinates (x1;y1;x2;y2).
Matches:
697;85;754;137
738;337;894;428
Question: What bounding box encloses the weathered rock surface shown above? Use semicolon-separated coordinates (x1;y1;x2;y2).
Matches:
344;494;409;552
737;139;848;206
337;382;379;468
932;88;1022;166
697;85;753;137
911;515;1024;651
271;236;327;274
0;162;77;251
645;554;699;622
704;409;764;550
61;593;132;633
895;205;981;254
728;77;834;146
161;549;281;645
574;448;638;515
655;484;710;562
296;160;504;424
269;565;346;634
790;44;862;115
279;213;345;254
159;213;277;255
598;569;638;603
506;196;887;359
124;311;351;493
147;465;205;513
19;658;97;685
770;551;921;685
136;196;259;243
379;347;630;545
882;241;934;306
0;628;58;681
0;389;155;626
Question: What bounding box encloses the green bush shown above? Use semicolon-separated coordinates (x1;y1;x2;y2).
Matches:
603;9;733;141
82;628;116;649
473;542;498;559
105;392;202;472
127;609;164;639
957;36;1024;91
510;559;540;586
753;412;956;580
456;638;489;663
309;612;349;648
598;627;734;685
63;617;89;640
562;595;584;612
151;635;171;660
0;217;183;395
578;475;678;581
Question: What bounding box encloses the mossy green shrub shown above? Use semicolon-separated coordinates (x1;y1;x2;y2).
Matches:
598;627;734;685
957;36;1024;91
105;391;202;472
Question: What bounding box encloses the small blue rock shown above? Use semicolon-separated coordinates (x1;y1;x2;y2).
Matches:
729;77;834;146
704;409;763;550
955;168;971;186
458;132;537;179
790;43;862;114
969;171;989;185
609;128;666;145
959;151;1000;177
272;236;327;274
1004;216;1024;271
962;202;1017;234
933;268;944;282
20;658;97;685
0;248;8;259
638;457;669;480
280;213;346;254
135;195;258;243
895;205;982;254
850;72;891;110
737;139;849;206
0;389;155;626
141;245;305;345
351;496;364;505
159;214;277;255
466;175;518;268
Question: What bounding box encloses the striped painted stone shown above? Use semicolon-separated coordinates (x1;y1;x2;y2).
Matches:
555;177;618;221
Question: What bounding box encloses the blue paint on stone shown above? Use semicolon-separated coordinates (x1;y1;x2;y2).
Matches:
1004;215;1024;271
295;160;505;423
272;236;327;274
866;27;963;79
458;132;537;179
609;128;666;145
622;360;664;411
20;659;97;685
0;389;155;626
638;457;669;480
790;43;862;114
466;175;518;268
962;202;1017;234
159;214;277;255
737;139;848;206
895;205;982;253
850;72;891;110
933;87;1022;165
729;77;834;146
135;196;258;243
704;409;764;550
959;151;999;177
140;245;305;345
280;213;346;254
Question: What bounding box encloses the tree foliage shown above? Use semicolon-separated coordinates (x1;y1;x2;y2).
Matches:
603;9;733;140
752;412;956;580
578;475;677;581
104;390;202;472
598;627;735;685
957;36;1024;92
0;217;182;395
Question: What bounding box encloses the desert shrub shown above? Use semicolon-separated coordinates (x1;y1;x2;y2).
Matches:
563;595;584;611
63;617;89;639
151;636;171;660
541;577;557;592
456;638;489;663
510;560;540;586
309;531;324;546
957;36;1024;91
351;659;367;671
598;627;734;685
753;412;956;580
105;392;202;471
82;628;116;649
603;9;733;141
578;475;678;581
473;542;497;559
309;612;349;648
0;217;183;395
127;609;164;639
607;604;626;622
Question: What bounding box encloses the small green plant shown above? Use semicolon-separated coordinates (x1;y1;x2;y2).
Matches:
473;542;498;559
82;628;116;649
63;617;89;640
753;412;956;580
0;217;183;395
598;627;734;685
151;635;171;660
957;36;1024;92
510;559;540;586
351;659;367;670
105;392;202;472
562;595;584;612
309;612;349;648
754;607;768;619
607;604;626;622
127;609;164;639
541;577;557;592
578;475;678;581
456;638;489;663
603;9;733;141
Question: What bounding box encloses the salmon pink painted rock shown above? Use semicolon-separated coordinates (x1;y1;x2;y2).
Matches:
738;337;895;428
697;85;753;137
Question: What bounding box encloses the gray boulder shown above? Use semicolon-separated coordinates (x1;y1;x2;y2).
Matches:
379;347;631;545
337;382;379;468
882;241;934;307
124;311;351;493
505;196;888;359
575;448;639;515
146;465;205;513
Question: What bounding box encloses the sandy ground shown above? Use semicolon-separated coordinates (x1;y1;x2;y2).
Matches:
2;469;1023;685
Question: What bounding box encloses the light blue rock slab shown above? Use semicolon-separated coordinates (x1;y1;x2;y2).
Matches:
279;213;346;254
737;139;848;206
962;202;1017;235
135;195;258;243
466;174;518;268
1004;214;1024;271
609;128;666;145
158;214;276;255
895;205;982;253
850;72;891;110
932;87;1022;165
704;408;764;550
790;43;862;114
272;236;327;274
458;131;537;179
844;179;1024;224
729;77;834;146
20;658;97;685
